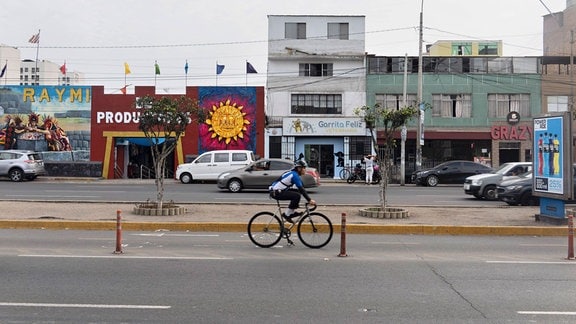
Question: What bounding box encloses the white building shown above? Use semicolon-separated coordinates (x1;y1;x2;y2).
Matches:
0;45;84;86
266;15;368;178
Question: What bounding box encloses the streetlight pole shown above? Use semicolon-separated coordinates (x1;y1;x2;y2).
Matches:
416;0;424;171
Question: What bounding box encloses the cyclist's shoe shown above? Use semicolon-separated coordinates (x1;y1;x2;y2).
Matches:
282;211;303;224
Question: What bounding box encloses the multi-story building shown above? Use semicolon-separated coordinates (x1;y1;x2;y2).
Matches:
266;15;368;178
366;54;542;170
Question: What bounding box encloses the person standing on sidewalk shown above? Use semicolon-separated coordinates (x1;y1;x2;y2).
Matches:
364;154;375;184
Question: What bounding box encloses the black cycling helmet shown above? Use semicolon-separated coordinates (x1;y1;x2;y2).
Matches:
294;160;308;168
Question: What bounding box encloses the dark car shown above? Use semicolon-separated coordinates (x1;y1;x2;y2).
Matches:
411;160;493;187
216;158;320;193
497;165;576;206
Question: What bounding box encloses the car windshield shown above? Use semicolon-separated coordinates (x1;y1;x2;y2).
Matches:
492;163;514;175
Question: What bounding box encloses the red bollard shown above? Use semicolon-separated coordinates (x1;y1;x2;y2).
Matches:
114;210;123;254
567;213;574;260
338;212;347;257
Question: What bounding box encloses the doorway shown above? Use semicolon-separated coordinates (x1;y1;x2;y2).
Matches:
304;144;334;177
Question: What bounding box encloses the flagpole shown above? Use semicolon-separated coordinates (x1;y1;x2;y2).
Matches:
185;60;188;88
245;60;248;87
34;29;40;82
3;60;7;86
216;61;218;86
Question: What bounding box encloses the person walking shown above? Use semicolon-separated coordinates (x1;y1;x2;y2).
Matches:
364;154;375;184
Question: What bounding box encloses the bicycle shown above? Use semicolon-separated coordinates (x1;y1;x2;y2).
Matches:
247;201;333;249
338;164;353;180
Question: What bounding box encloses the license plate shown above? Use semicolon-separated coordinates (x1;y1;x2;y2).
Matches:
463;183;470;190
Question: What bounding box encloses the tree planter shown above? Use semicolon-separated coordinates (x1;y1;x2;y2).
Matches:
359;207;409;219
133;202;187;216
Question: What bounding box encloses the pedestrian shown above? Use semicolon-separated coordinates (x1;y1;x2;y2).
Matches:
364;154;375;184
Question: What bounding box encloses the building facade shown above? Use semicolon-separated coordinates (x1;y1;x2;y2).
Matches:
266;15;368;178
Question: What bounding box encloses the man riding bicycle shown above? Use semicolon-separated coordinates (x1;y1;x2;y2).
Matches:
269;160;316;223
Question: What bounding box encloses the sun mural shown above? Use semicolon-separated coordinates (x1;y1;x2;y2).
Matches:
205;99;251;144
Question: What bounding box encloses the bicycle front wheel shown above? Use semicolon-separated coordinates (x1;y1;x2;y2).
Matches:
247;211;283;248
297;212;333;249
339;168;351;180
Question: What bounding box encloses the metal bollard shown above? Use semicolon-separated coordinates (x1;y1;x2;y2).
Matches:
338;212;347;257
567;212;574;260
114;210;123;254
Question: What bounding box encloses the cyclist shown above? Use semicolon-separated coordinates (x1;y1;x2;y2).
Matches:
269;160;316;223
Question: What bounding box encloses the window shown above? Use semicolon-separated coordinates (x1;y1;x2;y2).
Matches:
214;153;229;163
349;136;371;160
547;96;569;112
451;43;472;56
299;63;333;77
231;153;248;162
285;22;306;39
432;94;472;118
327;23;349;40
487;94;530;117
375;94;418;110
479;43;498;55
268;136;282;158
291;94;342;114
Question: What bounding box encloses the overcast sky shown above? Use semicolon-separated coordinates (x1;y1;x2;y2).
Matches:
0;0;567;93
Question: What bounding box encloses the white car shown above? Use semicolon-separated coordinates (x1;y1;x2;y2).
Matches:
176;150;255;183
463;162;531;200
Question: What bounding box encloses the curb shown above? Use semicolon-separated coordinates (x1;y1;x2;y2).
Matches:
0;220;567;236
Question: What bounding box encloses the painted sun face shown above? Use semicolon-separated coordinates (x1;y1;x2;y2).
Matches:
205;99;250;144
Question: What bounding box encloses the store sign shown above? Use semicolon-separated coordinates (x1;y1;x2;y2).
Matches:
283;117;366;136
490;125;532;140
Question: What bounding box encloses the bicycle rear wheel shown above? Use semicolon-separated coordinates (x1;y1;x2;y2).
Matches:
297;212;333;249
247;211;283;248
339;168;351;180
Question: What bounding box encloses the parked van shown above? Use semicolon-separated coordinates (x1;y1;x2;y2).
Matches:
176;150;256;183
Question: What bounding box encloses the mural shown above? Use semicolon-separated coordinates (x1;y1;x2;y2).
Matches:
0;86;91;151
198;87;257;153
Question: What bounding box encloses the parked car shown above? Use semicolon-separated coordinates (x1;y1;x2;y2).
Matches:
176;150;255;183
0;150;46;182
497;165;576;206
411;160;493;187
463;162;532;200
217;158;320;192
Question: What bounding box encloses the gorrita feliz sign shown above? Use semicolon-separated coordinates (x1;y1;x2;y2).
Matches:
283;117;366;136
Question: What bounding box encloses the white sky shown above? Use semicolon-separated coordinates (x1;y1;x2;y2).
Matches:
0;0;567;93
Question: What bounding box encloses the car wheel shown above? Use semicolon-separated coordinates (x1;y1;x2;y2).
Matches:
520;192;539;206
426;175;439;187
179;173;193;184
482;185;497;201
227;179;243;193
9;168;24;182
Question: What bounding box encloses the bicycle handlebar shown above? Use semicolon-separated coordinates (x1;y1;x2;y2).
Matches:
306;202;317;212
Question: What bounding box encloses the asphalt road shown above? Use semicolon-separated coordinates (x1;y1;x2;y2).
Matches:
0;179;506;207
0;229;574;323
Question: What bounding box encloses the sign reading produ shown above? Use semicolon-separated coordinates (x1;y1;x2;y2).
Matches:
532;113;573;200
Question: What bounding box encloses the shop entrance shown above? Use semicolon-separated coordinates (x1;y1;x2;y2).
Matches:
499;142;520;164
305;144;334;177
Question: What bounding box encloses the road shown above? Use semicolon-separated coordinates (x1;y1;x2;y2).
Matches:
0;229;574;323
0;179;506;207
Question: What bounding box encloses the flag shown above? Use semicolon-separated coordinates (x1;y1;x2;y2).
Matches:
59;62;66;74
120;86;127;95
216;64;225;75
154;61;160;75
246;61;258;74
124;62;131;74
184;61;189;74
0;63;6;78
28;32;40;44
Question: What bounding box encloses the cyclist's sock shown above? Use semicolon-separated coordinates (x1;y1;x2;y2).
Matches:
286;208;295;216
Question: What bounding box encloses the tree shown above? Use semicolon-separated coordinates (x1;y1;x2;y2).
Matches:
136;95;205;210
354;104;419;210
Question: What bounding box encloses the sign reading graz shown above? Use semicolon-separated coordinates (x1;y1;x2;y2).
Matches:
22;87;91;103
490;125;532;140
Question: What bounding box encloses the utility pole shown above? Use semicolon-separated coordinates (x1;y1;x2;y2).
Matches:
416;0;424;170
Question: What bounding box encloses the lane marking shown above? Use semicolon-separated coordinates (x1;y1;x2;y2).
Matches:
0;302;170;309
19;255;232;260
487;261;576;264
6;195;101;198
518;311;576;316
371;242;420;245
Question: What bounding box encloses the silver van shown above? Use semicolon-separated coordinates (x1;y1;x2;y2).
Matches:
176;150;255;183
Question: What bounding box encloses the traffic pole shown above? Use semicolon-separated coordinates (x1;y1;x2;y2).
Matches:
338;212;347;257
567;211;574;260
114;210;123;254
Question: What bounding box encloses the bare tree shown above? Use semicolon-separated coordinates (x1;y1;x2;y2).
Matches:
354;104;418;210
136;95;204;210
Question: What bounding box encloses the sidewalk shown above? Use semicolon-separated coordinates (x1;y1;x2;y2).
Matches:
0;200;567;236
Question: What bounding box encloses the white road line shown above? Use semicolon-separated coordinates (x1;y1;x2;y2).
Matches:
19;255;233;260
371;242;420;245
6;195;101;198
0;302;170;309
487;261;576;264
518;311;576;316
